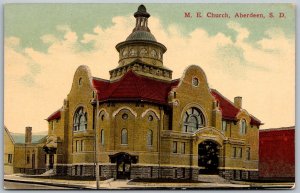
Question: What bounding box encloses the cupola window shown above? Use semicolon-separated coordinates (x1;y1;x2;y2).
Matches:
151;49;157;58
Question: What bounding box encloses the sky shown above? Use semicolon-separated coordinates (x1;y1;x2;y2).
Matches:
4;3;295;133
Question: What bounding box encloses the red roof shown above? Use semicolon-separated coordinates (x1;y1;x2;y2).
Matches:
46;71;261;126
46;109;61;121
210;89;240;121
210;89;261;126
250;114;262;126
93;70;179;105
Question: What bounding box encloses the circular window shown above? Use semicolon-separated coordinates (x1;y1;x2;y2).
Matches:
122;113;128;120
148;115;153;121
192;77;199;87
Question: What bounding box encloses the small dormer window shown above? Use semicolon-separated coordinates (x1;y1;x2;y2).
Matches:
192;77;199;87
79;78;82;85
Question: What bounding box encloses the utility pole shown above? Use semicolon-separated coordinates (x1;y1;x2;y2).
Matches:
95;92;100;189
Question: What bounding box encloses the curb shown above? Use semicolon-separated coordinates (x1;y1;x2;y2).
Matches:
4;179;95;189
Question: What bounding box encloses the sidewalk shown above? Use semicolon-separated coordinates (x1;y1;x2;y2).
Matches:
230;180;295;189
4;174;98;189
5;174;292;189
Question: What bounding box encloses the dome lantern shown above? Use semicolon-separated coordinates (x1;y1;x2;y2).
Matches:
111;5;172;82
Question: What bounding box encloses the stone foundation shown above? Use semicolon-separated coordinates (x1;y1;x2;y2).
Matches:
53;164;199;180
55;165;68;175
100;165;116;179
131;166;197;180
219;169;258;180
52;164;258;181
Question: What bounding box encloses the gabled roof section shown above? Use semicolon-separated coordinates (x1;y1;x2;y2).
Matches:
250;114;262;126
92;70;179;105
210;89;240;120
210;89;262;126
4;126;15;144
10;132;47;144
46;108;61;121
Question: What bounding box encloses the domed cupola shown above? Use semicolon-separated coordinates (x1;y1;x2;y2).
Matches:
110;5;172;82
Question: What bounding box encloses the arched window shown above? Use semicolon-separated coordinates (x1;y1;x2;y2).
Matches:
147;129;153;146
151;49;157;58
240;119;247;135
182;107;205;132
101;129;104;145
140;48;148;56
129;48;137;56
73;107;87;131
121;128;128;145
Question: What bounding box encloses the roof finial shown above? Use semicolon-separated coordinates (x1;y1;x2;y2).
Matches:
134;4;150;18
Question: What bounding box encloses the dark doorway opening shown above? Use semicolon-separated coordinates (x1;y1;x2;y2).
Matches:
49;154;54;169
32;154;35;169
109;152;138;179
198;141;219;174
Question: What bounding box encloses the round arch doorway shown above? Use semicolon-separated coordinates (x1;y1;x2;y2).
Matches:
109;152;138;179
198;140;220;174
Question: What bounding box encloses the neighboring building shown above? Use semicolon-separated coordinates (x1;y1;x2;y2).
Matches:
259;126;295;181
4;126;15;175
4;127;46;174
44;5;262;180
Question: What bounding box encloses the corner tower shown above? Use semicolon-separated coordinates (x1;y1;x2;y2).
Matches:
110;5;172;81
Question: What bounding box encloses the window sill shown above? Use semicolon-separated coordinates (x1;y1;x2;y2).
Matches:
73;130;87;133
231;157;243;159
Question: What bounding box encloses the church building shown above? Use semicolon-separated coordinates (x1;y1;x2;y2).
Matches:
44;5;262;180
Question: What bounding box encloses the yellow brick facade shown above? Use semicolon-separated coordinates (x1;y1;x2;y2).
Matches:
4;127;14;174
4;127;47;175
44;5;260;180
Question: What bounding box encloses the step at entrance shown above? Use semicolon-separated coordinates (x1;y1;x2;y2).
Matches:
40;169;55;176
198;174;229;184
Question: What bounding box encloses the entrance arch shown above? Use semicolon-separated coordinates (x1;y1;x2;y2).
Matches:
198;140;220;174
109;152;138;179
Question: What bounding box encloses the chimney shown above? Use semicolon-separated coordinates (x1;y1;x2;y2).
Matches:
25;126;32;144
234;96;242;108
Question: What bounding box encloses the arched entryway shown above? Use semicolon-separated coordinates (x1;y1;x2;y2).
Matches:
109;152;138;179
198;140;220;174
